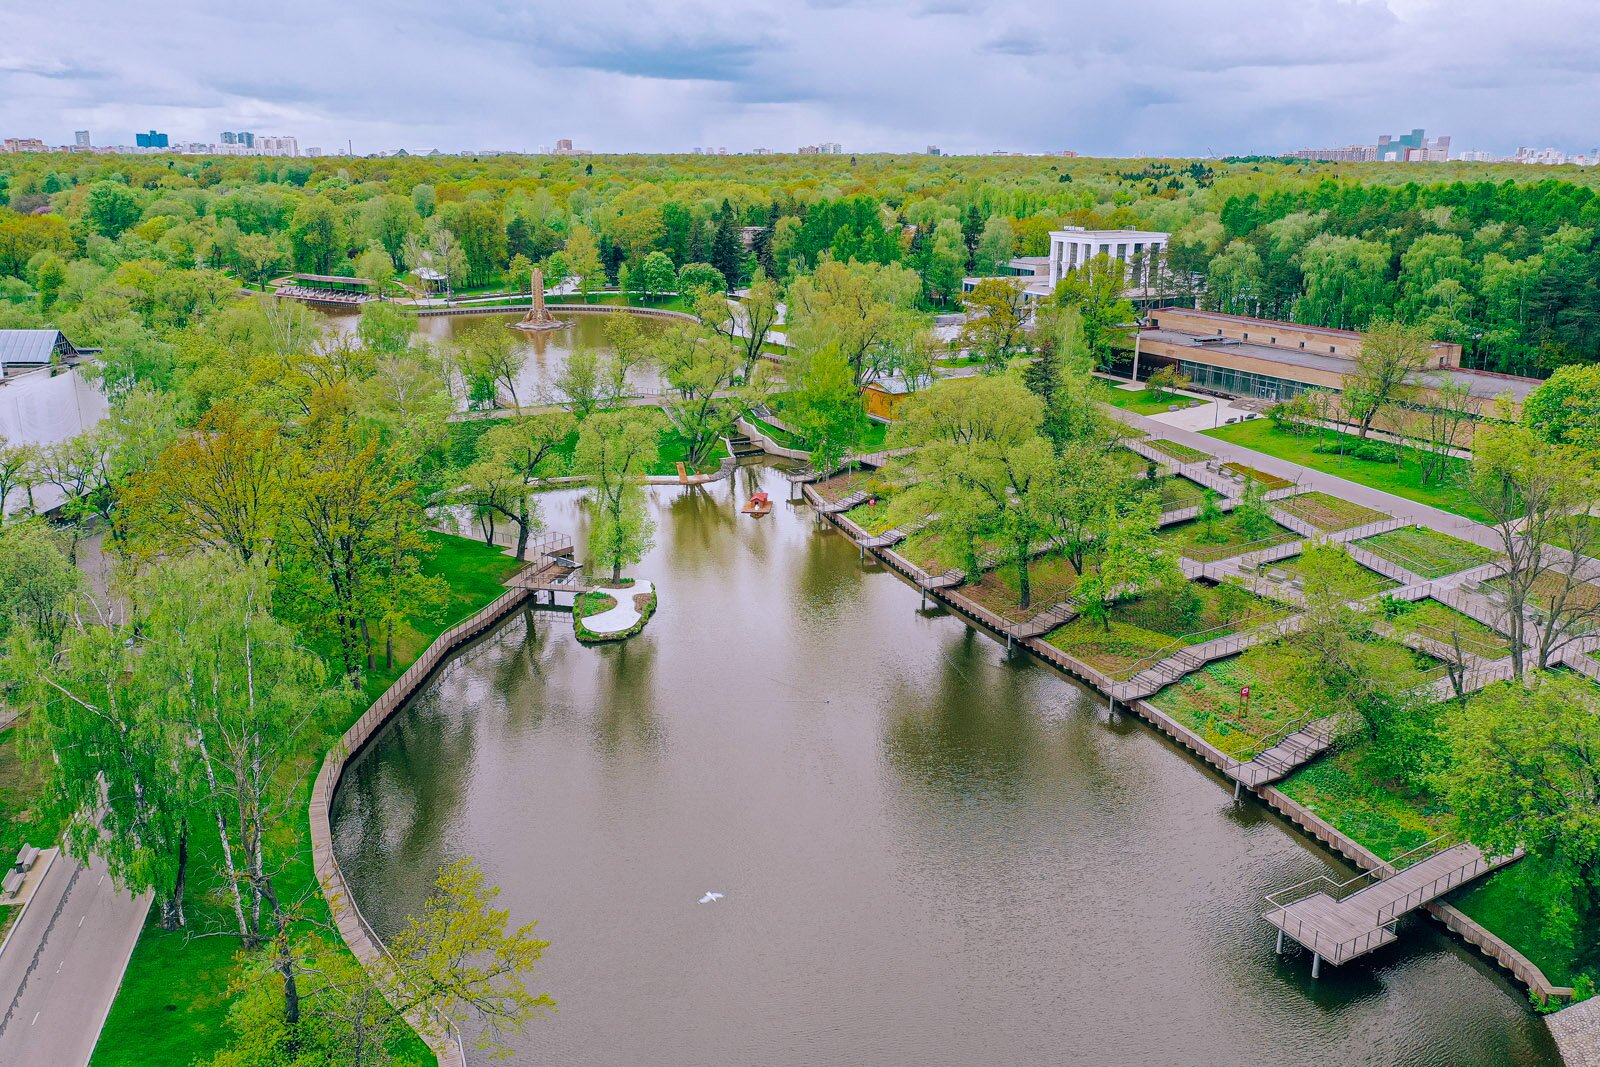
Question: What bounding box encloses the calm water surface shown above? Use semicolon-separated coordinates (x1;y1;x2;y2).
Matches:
330;465;1558;1067
324;308;667;405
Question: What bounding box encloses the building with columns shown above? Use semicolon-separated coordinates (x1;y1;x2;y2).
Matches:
1047;226;1169;288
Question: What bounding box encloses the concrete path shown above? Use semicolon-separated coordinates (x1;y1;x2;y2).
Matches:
583;580;654;635
1106;407;1503;551
0;851;150;1067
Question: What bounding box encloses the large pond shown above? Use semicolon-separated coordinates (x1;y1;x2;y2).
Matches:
330;465;1559;1067
322;308;669;406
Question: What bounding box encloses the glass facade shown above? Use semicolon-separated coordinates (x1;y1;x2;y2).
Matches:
1145;358;1323;403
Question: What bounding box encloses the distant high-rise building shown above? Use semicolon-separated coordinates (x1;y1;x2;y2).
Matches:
135;129;169;148
256;135;299;156
1;138;48;153
555;138;574;153
74;130;90;148
927;145;940;155
1291;144;1378;162
221;131;236;145
1375;128;1448;162
305;147;322;157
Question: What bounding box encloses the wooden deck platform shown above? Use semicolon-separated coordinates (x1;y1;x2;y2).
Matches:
1265;842;1508;973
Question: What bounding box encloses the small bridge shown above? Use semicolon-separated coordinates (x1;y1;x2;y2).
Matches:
1264;839;1513;976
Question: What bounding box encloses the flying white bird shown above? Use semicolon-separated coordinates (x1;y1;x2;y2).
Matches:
698;892;724;904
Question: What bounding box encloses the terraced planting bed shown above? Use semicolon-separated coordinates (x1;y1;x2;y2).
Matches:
810;467;883;504
1386;598;1513;660
1354;525;1497;579
1042;581;1293;680
1272;490;1390;533
1157;511;1298;561
1221;461;1294;491
1482;570;1600;618
1263;554;1399;597
960;549;1097;620
897;528;1000;576
842;498;900;536
1278;735;1453;863
1153;475;1217;511
1145;438;1211;463
1147;655;1317;759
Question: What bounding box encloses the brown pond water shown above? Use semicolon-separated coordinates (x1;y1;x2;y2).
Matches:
330;465;1560;1067
322;308;668;406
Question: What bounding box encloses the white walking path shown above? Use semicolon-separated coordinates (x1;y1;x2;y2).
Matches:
583;580;655;635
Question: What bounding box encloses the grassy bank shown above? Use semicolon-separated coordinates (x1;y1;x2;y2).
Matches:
90;532;523;1067
1201;419;1489;522
1101;387;1210;416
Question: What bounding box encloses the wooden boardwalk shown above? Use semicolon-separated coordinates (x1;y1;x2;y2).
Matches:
1265;842;1507;974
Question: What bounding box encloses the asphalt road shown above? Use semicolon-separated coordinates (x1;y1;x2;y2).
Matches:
0;850;150;1067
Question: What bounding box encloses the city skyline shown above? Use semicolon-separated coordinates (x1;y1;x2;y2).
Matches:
5;0;1600;157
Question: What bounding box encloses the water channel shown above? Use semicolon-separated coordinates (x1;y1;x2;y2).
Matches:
330;463;1559;1067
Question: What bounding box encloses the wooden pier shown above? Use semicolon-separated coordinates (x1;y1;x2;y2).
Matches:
1265;841;1512;976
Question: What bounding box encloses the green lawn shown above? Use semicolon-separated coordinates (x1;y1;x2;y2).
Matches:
1354;526;1497;579
1455;865;1599;989
0;727;64;872
842;498;899;536
1151;475;1217;511
1271;490;1390;533
1201;419;1490;522
1100;386;1210;416
1043;581;1291;679
755;410;888;455
1157;511;1299;561
91;532;520;1067
1149;654;1317;759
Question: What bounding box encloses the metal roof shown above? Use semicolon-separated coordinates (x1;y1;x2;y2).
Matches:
0;330;69;367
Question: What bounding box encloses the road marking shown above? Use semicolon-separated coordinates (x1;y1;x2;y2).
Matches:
98;875;105;887
77;914;85;928
56;961;63;973
30;1012;39;1026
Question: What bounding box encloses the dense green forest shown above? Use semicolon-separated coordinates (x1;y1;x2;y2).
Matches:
2;152;1598;375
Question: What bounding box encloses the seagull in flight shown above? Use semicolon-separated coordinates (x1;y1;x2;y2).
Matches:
698;892;724;904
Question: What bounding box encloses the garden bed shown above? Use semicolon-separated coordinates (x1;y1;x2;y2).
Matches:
1222;461;1294;491
1385;599;1513;660
1147;655;1318;759
1043;581;1292;680
1262;554;1399;597
1354;526;1497;579
1157;511;1298;560
1145;438;1212;463
961;549;1097;620
1272;490;1390;533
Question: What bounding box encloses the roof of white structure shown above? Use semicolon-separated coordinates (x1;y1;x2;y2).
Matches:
0;329;68;367
1048;227;1170;240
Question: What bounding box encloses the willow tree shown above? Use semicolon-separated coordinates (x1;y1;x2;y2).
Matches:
576;411;658;582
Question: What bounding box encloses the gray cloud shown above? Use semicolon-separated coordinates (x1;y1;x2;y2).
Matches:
3;0;1598;156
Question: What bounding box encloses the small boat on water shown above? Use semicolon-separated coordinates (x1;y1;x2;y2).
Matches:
742;492;772;516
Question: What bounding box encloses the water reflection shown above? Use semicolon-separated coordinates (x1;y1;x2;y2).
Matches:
332;464;1560;1067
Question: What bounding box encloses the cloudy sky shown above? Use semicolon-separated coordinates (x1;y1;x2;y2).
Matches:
4;0;1598;156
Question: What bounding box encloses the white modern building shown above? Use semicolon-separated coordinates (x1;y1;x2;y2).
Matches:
1046;226;1169;287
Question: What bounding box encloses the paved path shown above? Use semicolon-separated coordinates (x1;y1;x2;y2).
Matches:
1106;407;1503;551
582;580;654;635
0;851;150;1067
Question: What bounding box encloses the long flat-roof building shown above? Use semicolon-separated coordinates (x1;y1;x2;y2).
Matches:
1134;307;1540;418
